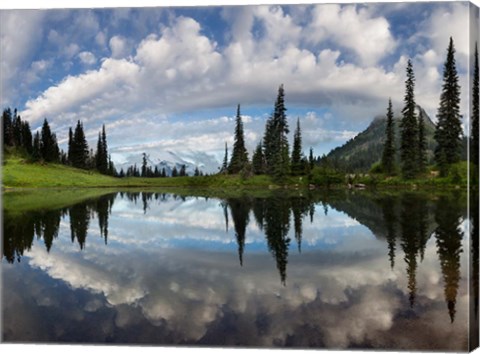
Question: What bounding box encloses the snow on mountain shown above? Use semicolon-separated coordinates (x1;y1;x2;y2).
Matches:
113;150;221;176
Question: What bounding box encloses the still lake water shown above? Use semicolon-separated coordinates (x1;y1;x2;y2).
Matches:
2;189;478;351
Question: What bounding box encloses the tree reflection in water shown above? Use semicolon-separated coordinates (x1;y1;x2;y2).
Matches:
2;190;468;322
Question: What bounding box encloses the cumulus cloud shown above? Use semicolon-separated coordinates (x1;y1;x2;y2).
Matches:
0;10;46;104
7;3;474;164
306;4;397;66
109;35;131;59
78;51;97;65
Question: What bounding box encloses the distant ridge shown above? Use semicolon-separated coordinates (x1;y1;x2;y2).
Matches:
326;106;437;172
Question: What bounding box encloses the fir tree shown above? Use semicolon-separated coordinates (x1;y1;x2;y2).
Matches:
179;164;186;176
172;166;178;177
67;127;73;165
252;142;264;175
32;131;41;161
141;153;148;177
40;119;59;162
221;142;228;174
263;84;290;179
21;121;33;155
400;59;419;179
95;125;109;174
472;43;479;166
2;108;13;148
417;109;428;173
12;110;22;147
309;147;315;170
381;98;396;175
434;37;462;170
70;120;89;169
194;166;200;176
229;104;249;174
291;118;303;175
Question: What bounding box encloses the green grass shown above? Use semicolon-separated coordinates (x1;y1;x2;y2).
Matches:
1;155;290;190
2;154;472;191
3;156;122;188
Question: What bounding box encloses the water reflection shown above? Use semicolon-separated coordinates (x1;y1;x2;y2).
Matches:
1;190;474;349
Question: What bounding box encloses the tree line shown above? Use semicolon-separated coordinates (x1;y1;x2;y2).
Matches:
2;110;116;176
222;84;317;182
381;38;479;179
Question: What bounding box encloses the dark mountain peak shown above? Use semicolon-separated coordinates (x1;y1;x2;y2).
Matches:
326;106;436;172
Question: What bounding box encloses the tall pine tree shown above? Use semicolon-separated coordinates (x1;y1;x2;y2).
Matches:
417;109;428;173
381;98;396;175
70;120;89;169
221;142;228;173
40;119;59;162
95;124;109;174
2;108;13;148
263;84;290;179
472;43;479;167
291;117;303;175
434;37;462;170
400;59;419;179
229;104;249;174
252;142;264;175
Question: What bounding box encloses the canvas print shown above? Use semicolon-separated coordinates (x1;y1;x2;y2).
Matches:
1;1;479;352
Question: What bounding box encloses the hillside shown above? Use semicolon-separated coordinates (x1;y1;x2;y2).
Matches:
327;106;437;172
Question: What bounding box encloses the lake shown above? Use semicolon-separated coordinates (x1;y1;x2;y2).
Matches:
2;189;478;351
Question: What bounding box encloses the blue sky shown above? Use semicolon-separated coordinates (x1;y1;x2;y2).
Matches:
0;1;478;167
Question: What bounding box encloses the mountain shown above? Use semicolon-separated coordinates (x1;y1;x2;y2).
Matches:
114;150;221;176
326;106;437;172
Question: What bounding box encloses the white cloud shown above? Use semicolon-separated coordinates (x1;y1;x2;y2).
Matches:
306;4;396;66
109;35;131;59
78;51;97;65
14;3;474;162
0;10;46;104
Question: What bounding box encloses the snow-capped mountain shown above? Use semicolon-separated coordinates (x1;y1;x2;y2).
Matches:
113;150;221;176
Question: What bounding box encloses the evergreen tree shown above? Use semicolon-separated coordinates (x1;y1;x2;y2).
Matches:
263;84;290;180
221;142;228;173
472;43;479;166
381;98;396;175
12;110;22;147
70;120;89;168
95;125;109;174
21;121;33;155
40;119;59;162
141;153;148;177
229;104;249;174
172;166;178;177
291;117;303;175
67;127;73;165
161;167;167;178
96;132;104;171
2;108;13;148
194;166;200;176
179;164;186;176
252;142;264;175
400;59;419;179
309;147;315;170
32;131;41;161
417;109;428;173
434;37;462;170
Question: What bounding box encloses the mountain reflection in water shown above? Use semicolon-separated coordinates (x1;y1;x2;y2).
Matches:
2;190;476;350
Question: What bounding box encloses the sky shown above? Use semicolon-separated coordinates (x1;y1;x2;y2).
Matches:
0;0;479;169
